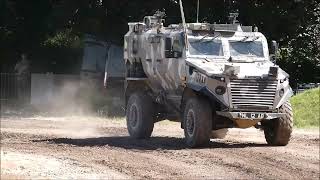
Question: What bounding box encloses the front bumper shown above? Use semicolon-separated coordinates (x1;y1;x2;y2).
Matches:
217;111;285;120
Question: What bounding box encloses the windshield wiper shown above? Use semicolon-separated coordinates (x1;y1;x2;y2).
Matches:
196;34;221;43
208;34;221;41
240;36;260;42
195;34;211;43
252;36;260;41
240;36;249;42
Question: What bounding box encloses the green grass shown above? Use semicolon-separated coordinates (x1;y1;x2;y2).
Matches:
291;88;320;128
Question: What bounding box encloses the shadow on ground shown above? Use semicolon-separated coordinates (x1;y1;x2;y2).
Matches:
33;136;269;150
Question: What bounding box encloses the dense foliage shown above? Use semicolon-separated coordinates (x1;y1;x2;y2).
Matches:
0;0;319;84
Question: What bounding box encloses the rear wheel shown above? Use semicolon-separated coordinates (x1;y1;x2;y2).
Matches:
183;97;212;148
126;92;154;139
264;101;293;146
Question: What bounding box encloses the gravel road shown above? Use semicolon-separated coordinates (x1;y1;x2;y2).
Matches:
1;116;319;179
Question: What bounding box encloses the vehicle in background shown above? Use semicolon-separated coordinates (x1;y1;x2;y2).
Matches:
80;35;125;115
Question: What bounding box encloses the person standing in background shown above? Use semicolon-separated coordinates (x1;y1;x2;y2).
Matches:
14;53;31;105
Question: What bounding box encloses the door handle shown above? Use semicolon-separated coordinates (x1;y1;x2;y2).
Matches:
146;59;151;62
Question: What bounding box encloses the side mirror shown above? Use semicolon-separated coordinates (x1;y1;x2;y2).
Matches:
270;40;278;63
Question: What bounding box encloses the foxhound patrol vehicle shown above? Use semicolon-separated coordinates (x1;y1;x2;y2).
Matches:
124;7;293;147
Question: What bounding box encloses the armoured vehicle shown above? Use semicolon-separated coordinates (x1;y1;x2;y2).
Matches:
124;10;294;147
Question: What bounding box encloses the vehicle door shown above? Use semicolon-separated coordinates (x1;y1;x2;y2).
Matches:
155;35;184;91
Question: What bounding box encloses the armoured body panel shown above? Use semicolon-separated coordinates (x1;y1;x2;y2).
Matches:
124;6;293;147
124;12;293;118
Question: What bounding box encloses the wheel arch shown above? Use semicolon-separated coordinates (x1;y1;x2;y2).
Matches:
181;87;197;107
125;80;150;105
180;87;217;128
181;86;217;111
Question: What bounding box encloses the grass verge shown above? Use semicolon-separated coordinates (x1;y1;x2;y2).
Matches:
291;88;320;128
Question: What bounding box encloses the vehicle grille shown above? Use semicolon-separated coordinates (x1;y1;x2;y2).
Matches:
230;78;277;110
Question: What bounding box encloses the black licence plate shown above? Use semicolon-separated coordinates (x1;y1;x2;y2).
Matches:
238;113;266;119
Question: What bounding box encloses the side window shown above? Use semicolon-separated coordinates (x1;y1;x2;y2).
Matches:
165;37;183;58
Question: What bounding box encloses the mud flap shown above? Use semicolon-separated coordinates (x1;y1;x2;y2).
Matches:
234;119;261;128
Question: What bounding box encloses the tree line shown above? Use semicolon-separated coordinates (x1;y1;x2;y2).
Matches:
0;0;319;85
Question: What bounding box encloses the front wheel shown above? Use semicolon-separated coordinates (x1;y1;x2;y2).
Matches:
126;92;154;139
183;97;212;148
263;101;293;146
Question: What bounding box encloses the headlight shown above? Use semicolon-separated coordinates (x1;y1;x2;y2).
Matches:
215;86;226;95
279;89;285;97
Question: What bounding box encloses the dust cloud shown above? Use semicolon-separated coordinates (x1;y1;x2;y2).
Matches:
31;80;111;138
29;78;109;116
1;78;121;139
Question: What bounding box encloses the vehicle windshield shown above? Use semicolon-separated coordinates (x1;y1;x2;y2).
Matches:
229;41;264;58
188;38;223;57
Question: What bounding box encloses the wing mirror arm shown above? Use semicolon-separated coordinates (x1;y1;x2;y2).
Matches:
270;40;279;63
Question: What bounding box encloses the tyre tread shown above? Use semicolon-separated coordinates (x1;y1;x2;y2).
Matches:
126;92;154;139
264;101;293;146
183;97;212;147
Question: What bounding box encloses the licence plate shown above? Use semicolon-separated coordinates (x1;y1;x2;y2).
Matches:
238;113;266;119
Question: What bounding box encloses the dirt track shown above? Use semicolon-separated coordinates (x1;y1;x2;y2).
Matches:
1;116;319;179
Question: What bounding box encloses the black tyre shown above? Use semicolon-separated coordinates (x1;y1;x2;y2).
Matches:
183;97;212;148
126;92;154;139
264;101;293;146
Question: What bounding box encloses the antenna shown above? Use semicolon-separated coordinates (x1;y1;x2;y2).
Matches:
179;0;186;28
179;0;188;50
196;0;200;23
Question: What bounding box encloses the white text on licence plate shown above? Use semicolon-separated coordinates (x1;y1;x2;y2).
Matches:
238;113;266;119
